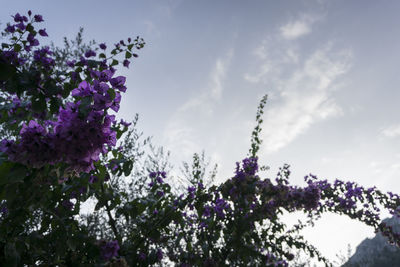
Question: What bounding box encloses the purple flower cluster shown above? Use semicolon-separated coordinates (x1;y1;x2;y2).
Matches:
213;197;230;218
53;102;116;172
234;157;258;181
3;12;47;53
100;240;120;261
1;75;127;172
1;102;117;172
0;23;133;171
33;46;54;69
1;50;26;66
148;171;166;187
84;49;96;58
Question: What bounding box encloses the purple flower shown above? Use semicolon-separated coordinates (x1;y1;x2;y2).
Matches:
110;92;121;112
38;29;48;37
89;175;98;183
123;59;130;68
120;119;131;127
188;186;196;199
156;249;163;261
203;205;211;217
62;199;74;210
27;33;35;42
199;221;207;228
15;22;26;31
93;93;112;110
110;76;127;92
0;205;8;216
5;24;15;33
34;14;44;22
71;81;95;97
70;71;79;81
99;43;107;50
79;55;88;65
213;198;230;218
91;81;108;95
99;70;113;82
139;252;146;260
33;47;54;68
66;60;75;68
84;49;96;58
100;240;119;261
0;139;14;153
13;13;24;23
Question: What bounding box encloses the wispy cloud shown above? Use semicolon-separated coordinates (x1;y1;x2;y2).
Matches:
381;124;400;138
261;47;351;153
280;14;319;40
244;63;272;84
244;13;350;154
163;49;233;159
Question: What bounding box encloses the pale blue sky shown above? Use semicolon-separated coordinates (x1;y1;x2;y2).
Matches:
2;0;400;263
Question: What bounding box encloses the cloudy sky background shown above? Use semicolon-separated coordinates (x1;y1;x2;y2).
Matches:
2;0;400;263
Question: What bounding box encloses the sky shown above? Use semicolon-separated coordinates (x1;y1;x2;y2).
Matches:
2;0;400;264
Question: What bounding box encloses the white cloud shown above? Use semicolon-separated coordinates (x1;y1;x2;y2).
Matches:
280;14;319;40
244;63;271;83
163;50;233;160
260;47;351;154
381;124;400;138
252;38;269;60
245;16;351;154
285;48;299;63
210;57;227;100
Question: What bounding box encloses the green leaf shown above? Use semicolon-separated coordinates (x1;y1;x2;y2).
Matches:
26;23;34;32
95;201;104;211
0;60;16;81
111;59;118;66
49;97;61;114
129;199;146;218
123;160;133;176
4;242;19;267
125;51;132;59
67;239;76;251
6;164;28;183
63;82;75;98
78;96;92;118
13;44;22;52
97;164;107;180
107;88;116;100
87;60;99;68
0;162;13;185
32;95;46;113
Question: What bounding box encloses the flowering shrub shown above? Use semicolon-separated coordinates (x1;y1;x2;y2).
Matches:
0;11;400;267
